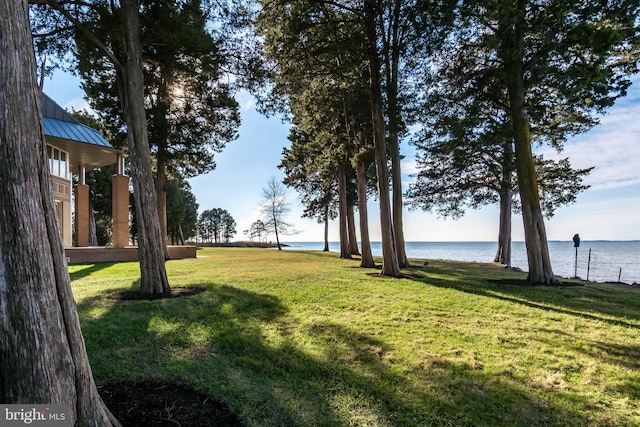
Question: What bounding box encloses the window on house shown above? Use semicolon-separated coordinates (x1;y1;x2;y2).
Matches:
47;145;69;179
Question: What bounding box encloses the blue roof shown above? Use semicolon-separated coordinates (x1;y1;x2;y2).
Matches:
42;117;112;147
41;93;112;148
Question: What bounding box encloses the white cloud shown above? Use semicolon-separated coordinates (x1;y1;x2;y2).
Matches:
241;98;255;112
544;193;640;240
235;90;256;112
401;158;419;178
63;97;93;114
537;94;640;191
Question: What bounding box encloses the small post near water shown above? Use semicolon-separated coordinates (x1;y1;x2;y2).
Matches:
573;234;580;279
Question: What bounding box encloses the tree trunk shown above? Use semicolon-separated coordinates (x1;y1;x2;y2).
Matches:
178;224;185;245
323;206;330;252
156;154;169;258
338;165;352;259
356;159;376;268
365;0;399;277
494;141;513;266
385;0;409;268
504;6;558;284
0;2;119;424
390;132;408;267
345;99;374;268
154;68;171;258
271;207;282;250
347;202;360;256
494;186;512;267
89;201;98;246
119;0;170;293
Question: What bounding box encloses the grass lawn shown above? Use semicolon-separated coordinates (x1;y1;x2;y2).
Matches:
70;248;640;426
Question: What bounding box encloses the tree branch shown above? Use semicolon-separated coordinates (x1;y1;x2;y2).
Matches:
37;0;123;71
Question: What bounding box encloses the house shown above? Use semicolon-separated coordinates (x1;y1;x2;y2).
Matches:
43;93;196;263
42;93;129;249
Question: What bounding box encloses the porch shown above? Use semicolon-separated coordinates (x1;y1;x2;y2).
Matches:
65;245;197;264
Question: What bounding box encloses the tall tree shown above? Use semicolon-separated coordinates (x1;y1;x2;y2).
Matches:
364;0;400;276
31;0;170;294
442;0;639;283
255;0;387;271
344;86;377;268
0;1;118;423
407;69;593;267
280;127;339;255
407;139;593;267
245;220;268;243
368;0;454;269
379;0;436;268
75;0;239;256
280;79;358;260
120;0;170;292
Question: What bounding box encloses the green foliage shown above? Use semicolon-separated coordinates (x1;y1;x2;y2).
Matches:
408;0;639;265
75;0;240;178
32;1;241;178
406;138;594;219
279;115;341;225
257;1;379;229
535;157;595;218
166;177;199;243
71;249;640;426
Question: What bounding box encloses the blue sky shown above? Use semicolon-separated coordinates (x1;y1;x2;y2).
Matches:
45;70;640;242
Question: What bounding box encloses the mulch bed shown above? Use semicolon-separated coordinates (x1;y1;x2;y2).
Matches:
108;287;205;301
98;381;244;427
101;289;242;425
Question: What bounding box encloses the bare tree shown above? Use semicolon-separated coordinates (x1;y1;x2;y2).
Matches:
0;1;118;424
261;177;295;250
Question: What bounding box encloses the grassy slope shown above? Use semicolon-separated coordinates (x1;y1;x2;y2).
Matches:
70;248;640;426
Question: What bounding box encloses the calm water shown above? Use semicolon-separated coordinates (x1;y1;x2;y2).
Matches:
283;241;640;284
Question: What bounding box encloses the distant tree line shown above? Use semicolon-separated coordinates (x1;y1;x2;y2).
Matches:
198;208;237;243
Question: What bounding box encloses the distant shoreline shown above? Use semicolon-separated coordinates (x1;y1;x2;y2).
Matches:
279;241;639;284
282;240;640;244
195;241;289;249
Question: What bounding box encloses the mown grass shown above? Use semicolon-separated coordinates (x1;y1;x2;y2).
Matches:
70;248;640;426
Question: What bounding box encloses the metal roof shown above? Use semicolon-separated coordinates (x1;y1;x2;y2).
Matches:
42;93;120;173
43;117;114;147
41;93;113;148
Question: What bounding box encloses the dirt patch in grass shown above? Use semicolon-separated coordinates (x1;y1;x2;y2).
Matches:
98;380;244;427
108;287;205;301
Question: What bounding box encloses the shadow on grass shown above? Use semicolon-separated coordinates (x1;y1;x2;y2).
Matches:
534;327;640;372
402;261;640;329
530;328;640;402
69;262;119;281
76;280;595;426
